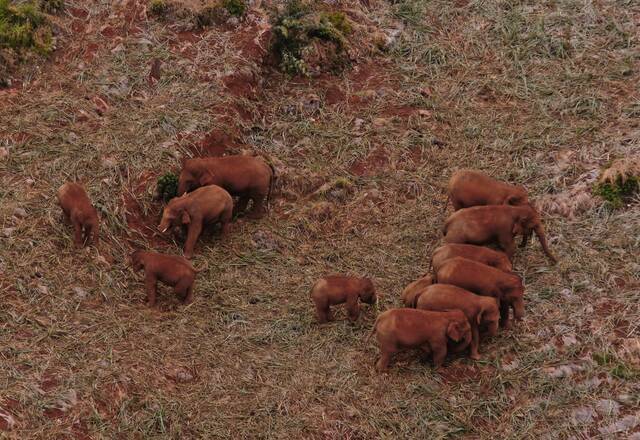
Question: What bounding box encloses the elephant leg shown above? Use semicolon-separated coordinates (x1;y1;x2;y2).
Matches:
346;295;360;322
220;208;233;238
376;349;394;372
500;301;511;329
73;221;83;247
235;196;249;215
498;233;516;259
470;322;481;360
174;279;192;304
315;303;331;323
247;191;267;219
145;275;158;307
183;221;203;259
431;344;448;368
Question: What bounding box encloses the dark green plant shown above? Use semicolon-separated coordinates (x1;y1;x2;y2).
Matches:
593;176;639;208
157;173;179;202
0;0;52;54
222;0;246;17
149;0;169;15
39;0;63;13
321;11;351;35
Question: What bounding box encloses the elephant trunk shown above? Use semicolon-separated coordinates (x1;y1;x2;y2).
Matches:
534;224;557;264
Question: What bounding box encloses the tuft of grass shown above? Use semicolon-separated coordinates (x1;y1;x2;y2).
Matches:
0;0;53;54
39;0;63;13
593;176;639;209
222;0;246;18
156;172;178;202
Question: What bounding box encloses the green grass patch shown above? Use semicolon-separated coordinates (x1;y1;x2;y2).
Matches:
156;172;178;202
0;0;53;54
593;176;639;209
222;0;246;17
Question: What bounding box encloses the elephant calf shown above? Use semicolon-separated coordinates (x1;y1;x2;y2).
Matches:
57;182;99;248
414;284;500;360
129;250;196;307
431;244;512;273
443;204;557;264
447;169;529;211
367;308;471;372
400;275;433;307
178;155;275;218
435;257;524;329
159;185;233;259
310;276;377;323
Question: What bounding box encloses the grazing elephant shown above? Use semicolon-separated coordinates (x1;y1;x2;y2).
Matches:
129;250;197;307
446;169;529;211
413;284;500;360
57;182;99;247
400;275;434;307
443;204;557;264
310;276;377;323
431;244;512;273
177;155;275;218
435;257;524;329
366;308;472;372
159;185;233;259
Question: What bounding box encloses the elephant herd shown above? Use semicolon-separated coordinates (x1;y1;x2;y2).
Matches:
313;170;557;372
57;162;556;373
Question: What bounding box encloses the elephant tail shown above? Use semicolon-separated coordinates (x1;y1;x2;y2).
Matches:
365;316;380;344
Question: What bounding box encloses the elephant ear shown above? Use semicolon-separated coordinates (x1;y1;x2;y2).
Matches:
447;321;463;342
181;210;191;224
201;171;215;185
506;194;521;205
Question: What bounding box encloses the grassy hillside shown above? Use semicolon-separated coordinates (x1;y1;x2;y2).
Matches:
1;0;638;438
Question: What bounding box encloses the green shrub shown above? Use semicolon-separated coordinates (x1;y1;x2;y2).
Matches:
0;0;52;54
148;0;169;15
39;0;63;13
271;1;352;76
593;176;639;208
222;0;246;17
157;173;179;202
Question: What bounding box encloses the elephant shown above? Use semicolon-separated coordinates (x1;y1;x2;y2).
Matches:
366;308;472;371
446;169;529;211
177;155;275;218
57;182;99;247
129;250;197;307
431;244;512;273
159;185;233;259
443;204;557;264
310;276;377;323
400;275;434;307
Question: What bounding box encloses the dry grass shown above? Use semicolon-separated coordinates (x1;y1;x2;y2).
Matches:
1;0;639;438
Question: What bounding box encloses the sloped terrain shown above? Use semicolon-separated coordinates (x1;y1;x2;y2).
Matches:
1;0;639;438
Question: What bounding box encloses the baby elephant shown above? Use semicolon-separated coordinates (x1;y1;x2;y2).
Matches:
414;284;500;360
431;244;512;273
178;155;275;218
57;182;99;247
447;169;529;211
159;185;233;259
310;276;377;323
367;308;471;372
129;250;196;307
435;257;524;329
443;204;557;264
401;274;434;307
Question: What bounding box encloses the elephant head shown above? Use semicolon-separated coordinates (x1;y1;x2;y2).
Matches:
478;297;500;337
514;205;557;264
159;196;191;233
359;278;377;305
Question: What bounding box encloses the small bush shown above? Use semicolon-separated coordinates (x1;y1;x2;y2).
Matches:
222;0;246;17
593;176;639;209
148;0;169;15
39;0;63;13
321;11;351;35
0;0;52;54
157;173;179;202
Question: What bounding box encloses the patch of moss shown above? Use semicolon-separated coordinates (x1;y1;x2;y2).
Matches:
222;0;245;17
593;176;639;209
157;173;178;202
0;0;52;54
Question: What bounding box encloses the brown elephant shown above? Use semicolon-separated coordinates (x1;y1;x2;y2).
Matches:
366;308;472;371
435;257;524;329
443;204;557;263
431;244;512;273
159;185;233;259
400;275;433;307
310;276;377;323
447;169;529;211
129;250;196;307
413;284;500;360
177;155;275;218
57;182;99;247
